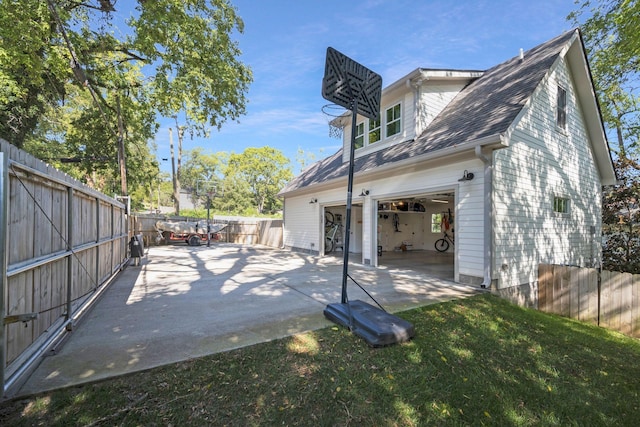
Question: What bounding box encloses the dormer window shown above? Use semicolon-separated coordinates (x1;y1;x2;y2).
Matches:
386;103;402;137
369;114;381;144
352;101;403;151
556;86;567;130
354;122;365;149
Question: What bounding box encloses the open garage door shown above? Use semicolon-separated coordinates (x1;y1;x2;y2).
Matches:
376;192;454;280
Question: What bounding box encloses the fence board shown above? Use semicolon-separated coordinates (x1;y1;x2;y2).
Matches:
600;270;614;330
620;272;633;336
539;264;640;338
538;264;551;312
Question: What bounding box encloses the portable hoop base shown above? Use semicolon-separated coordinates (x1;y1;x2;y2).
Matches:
324;300;415;347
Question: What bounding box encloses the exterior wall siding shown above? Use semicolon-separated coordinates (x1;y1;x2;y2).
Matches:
493;57;603;292
283;195;321;253
418;83;467;134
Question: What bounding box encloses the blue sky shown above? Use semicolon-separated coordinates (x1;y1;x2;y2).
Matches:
136;0;579;174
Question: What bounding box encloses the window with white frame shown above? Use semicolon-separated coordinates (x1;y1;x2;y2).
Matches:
431;213;442;233
386;103;401;137
352;103;401;150
556;86;567;130
553;195;569;214
368;114;381;144
354;122;364;149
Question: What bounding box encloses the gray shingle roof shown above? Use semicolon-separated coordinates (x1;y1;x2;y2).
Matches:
281;30;577;195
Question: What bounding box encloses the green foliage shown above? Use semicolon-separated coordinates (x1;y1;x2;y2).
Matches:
602;158;640;273
3;294;640;425
569;0;640;157
167;146;293;216
0;0;251;205
129;0;252;135
570;1;640;273
227;147;293;214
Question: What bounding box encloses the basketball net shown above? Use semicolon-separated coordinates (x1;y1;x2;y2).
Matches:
322;104;346;139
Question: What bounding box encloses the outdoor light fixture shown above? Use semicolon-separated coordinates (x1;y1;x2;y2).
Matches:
458;170;475;181
309;198;318;204
359;189;370;196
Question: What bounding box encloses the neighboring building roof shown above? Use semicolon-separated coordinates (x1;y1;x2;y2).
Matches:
281;29;603;195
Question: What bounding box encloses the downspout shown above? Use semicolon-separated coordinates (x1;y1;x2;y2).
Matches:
475;145;493;289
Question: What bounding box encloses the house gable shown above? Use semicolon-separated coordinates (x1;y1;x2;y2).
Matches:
493;52;606;289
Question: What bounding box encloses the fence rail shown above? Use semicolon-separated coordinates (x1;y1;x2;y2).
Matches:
538;264;640;338
1;140;129;397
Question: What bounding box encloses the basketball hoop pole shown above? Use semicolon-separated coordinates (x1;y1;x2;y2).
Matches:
340;98;358;304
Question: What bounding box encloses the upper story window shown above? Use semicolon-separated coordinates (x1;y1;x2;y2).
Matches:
386;103;401;137
369;114;381;144
352;102;402;151
354;122;365;149
556;86;567;130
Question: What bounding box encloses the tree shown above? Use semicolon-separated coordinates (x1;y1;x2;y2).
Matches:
0;0;251;206
227;147;293;214
569;0;640;157
570;1;640;273
129;0;252;135
180;148;226;208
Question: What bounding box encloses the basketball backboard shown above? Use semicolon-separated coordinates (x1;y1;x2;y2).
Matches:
321;47;382;120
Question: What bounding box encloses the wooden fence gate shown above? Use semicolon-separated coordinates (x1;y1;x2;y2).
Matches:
539;264;640;338
1;140;129;396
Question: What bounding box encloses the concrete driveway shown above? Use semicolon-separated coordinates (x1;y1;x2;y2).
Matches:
17;244;480;396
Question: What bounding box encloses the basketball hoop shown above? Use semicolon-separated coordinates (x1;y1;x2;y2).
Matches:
321;103;348;139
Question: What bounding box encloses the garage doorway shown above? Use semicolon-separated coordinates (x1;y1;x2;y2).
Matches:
376;193;454;280
323;204;363;257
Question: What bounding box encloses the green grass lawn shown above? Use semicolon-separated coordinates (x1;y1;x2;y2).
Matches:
2;294;639;426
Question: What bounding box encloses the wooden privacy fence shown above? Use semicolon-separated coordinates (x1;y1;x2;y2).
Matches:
1;140;129;396
131;214;283;248
538;264;640;338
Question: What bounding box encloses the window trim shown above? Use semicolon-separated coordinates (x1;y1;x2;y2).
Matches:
352;101;402;151
354;122;365;149
431;213;442;233
385;103;402;138
556;85;567;131
553;195;570;215
368;114;381;144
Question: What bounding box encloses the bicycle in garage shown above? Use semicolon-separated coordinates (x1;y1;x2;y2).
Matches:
324;211;344;254
435;229;454;252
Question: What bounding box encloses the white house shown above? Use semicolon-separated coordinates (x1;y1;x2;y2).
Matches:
279;29;616;307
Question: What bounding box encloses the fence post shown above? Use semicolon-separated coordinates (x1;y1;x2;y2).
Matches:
66;186;73;330
95;197;100;289
0;153;8;395
597;267;602;326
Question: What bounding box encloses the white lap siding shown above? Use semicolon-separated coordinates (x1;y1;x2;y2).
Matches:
283;195;322;253
493;57;602;289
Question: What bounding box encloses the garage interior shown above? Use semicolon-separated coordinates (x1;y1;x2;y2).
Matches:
376;193;455;280
324;192;455;281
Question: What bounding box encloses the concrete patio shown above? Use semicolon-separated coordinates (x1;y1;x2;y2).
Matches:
16;243;480;397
